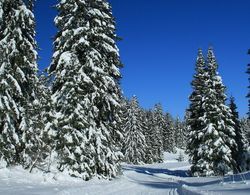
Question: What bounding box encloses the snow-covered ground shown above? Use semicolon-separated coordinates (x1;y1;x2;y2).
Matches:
0;150;250;195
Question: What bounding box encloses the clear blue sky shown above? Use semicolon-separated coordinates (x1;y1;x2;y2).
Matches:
35;0;250;118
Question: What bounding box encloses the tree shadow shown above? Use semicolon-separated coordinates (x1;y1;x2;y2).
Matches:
123;165;190;178
123;165;250;194
214;187;250;193
125;165;224;185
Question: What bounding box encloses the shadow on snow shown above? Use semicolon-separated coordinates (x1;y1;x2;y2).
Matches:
123;165;250;193
123;165;190;178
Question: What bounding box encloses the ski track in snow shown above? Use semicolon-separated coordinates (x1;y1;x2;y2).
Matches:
1;151;250;195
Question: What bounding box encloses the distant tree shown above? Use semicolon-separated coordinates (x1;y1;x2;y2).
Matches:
174;117;186;149
122;96;146;164
143;109;164;163
182;111;189;149
150;104;164;162
162;113;175;152
142;109;154;164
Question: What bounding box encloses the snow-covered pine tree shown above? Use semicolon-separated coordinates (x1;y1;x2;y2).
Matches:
49;0;123;180
174;117;186;149
151;104;164;162
186;49;208;175
162;113;175;152
141;109;154;164
229;96;249;172
194;48;236;176
0;0;42;167
122;96;146;164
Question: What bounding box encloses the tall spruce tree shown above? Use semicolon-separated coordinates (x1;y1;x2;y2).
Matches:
188;48;237;176
0;0;43;167
122;96;146;164
205;48;237;175
49;0;123;180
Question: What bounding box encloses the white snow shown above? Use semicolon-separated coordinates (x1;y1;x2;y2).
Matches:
0;150;250;195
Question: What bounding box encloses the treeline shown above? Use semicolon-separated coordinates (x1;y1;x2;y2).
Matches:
121;96;186;165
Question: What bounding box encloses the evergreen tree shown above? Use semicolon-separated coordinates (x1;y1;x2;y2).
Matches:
122;96;146;164
142;109;154;164
162;113;175;152
174;117;186;149
188;48;237;176
0;0;42;167
49;0;123;180
229;96;249;172
143;109;164;163
151;104;164;162
196;48;236;176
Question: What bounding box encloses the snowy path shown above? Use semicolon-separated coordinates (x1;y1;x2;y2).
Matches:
120;162;190;195
1;152;250;195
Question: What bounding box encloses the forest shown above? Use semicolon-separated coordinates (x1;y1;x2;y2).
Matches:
0;0;250;194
